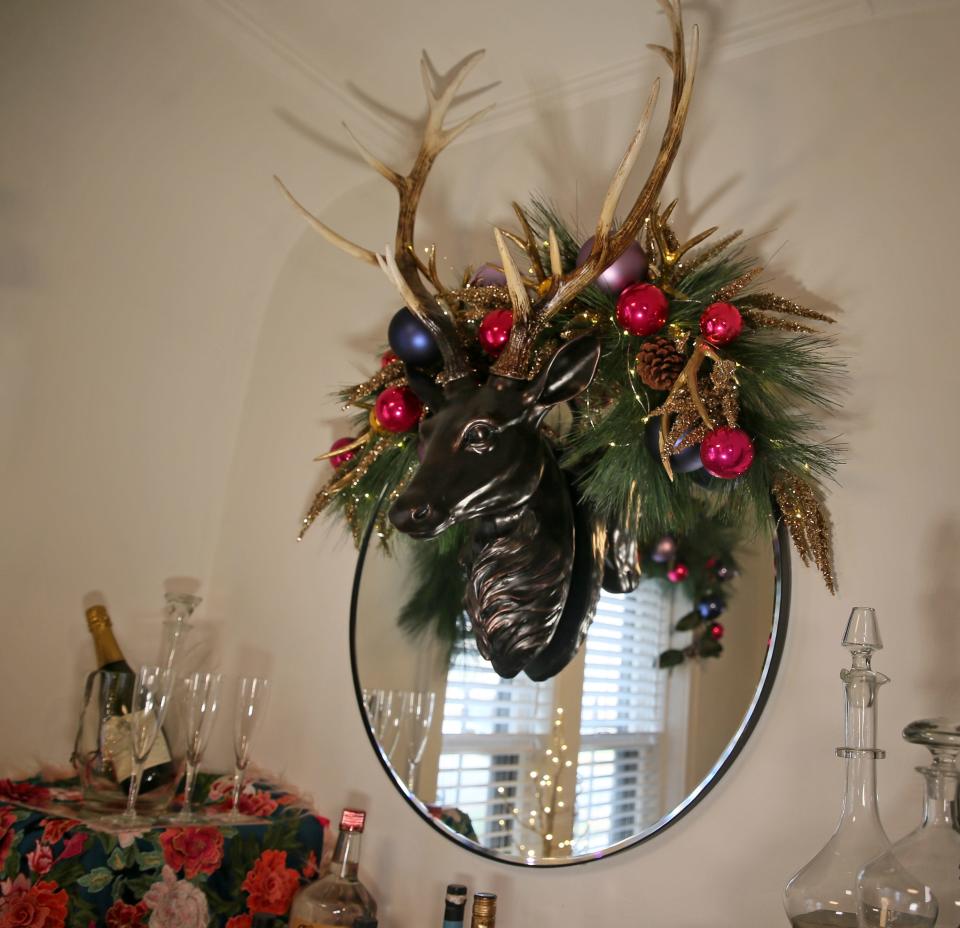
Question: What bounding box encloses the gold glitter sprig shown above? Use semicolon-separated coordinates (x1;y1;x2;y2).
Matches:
740;308;816;334
344;360;405;407
678;230;743;275
738;291;835;324
712;266;764;301
298;435;392;539
448;284;513;309
773;471;837;593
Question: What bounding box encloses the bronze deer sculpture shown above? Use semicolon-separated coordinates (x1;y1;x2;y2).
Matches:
277;0;699;680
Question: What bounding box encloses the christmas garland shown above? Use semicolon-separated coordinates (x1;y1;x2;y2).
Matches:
302;201;842;664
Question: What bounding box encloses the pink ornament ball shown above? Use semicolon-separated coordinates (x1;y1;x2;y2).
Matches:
667;563;689;583
699;426;755;479
616;283;669;337
700;301;743;346
709;622;725;640
380;350;399;368
576;238;649;294
478;308;513;356
328;436;356;470
374;386;423;433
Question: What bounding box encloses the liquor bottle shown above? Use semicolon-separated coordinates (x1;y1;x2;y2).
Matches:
442;884;467;928
470;893;496;928
288;809;377;927
85;605;174;794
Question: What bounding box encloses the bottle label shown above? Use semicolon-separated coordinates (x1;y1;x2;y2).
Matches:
103;713;171;783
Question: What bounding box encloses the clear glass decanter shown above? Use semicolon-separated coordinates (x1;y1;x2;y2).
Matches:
784;607;915;928
858;718;958;927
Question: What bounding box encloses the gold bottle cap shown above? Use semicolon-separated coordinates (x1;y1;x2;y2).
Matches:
473;893;497;918
85;605;111;631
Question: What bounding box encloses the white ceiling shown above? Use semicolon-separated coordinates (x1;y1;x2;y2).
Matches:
204;0;951;145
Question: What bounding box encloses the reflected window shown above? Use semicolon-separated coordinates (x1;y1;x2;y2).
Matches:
436;639;553;848
573;583;672;851
434;580;677;858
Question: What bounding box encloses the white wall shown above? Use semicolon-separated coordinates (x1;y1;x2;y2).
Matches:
3;2;960;926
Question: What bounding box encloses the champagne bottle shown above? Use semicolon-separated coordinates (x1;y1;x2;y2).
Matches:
442;884;467;928
470;893;496;928
85;605;174;794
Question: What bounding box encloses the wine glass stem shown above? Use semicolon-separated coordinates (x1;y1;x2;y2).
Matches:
231;764;244;813
181;760;198;814
125;761;144;819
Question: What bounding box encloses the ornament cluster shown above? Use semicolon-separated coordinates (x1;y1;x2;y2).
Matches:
648;535;737;668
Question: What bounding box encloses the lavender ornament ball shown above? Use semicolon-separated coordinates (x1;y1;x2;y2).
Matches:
470;263;508;287
576;238;649;294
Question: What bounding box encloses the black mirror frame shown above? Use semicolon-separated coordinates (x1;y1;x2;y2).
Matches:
348;489;791;868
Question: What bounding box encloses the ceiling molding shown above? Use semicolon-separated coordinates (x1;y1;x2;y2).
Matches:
207;0;959;146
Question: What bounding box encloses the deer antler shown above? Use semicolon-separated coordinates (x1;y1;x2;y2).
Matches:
547;0;697;318
492;0;698;378
275;51;495;381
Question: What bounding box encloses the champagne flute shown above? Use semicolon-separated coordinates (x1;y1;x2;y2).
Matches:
103;665;173;825
405;691;436;791
175;671;221;819
227;675;270;820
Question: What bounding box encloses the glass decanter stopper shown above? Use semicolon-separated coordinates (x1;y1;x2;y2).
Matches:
159;592;200;676
858;718;958;927
784;607;899;927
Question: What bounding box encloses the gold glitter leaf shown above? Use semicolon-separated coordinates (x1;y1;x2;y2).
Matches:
740;308;816;334
773;471;837;593
344;360;406;406
739;291;835;323
713;266;764;302
678;230;743;274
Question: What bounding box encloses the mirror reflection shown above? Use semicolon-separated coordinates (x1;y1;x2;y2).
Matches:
352;509;787;865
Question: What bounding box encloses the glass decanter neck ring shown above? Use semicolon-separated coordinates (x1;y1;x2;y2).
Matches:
836;747;886;759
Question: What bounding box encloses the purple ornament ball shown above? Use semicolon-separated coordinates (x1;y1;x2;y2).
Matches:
471;263;508;287
576;238;649;294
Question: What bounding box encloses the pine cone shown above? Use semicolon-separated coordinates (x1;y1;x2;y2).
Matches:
636;337;686;390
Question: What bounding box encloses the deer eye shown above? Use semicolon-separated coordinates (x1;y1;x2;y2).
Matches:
463;421;495;452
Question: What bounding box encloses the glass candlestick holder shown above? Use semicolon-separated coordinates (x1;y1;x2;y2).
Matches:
159;592;200;677
783;607;936;928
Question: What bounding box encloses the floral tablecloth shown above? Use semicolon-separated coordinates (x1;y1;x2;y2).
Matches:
0;774;327;928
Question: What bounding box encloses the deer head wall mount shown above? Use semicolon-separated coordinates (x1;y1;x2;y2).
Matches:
277;1;702;679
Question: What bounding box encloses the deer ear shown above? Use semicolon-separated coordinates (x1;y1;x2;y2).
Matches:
525;335;601;413
405;366;445;413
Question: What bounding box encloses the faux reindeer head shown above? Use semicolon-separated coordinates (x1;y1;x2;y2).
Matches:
389;336;601;539
276;0;699;678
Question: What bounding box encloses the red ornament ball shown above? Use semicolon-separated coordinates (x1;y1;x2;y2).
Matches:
328;436;356;469
380;350;399;368
700;301;743;346
374;386;422;433
478;308;514;356
700;426;755;479
709;622;725;640
616;283;669;337
667;563;689;583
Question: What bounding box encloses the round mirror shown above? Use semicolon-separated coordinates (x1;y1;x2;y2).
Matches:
350;498;790;866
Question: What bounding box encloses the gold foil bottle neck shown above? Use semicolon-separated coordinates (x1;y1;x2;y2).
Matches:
471;892;497;927
85;604;111;632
